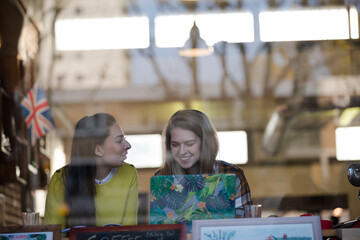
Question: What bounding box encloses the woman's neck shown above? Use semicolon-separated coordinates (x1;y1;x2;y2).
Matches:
95;166;112;180
184;162;200;174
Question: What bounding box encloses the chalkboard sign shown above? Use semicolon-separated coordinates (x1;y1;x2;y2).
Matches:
69;224;186;240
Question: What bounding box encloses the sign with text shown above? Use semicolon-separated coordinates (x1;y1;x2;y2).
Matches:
69;224;186;240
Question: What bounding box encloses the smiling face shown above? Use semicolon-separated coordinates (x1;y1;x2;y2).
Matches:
95;123;131;169
170;127;201;172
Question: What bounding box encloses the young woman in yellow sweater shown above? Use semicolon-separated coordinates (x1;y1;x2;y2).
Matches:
44;113;138;229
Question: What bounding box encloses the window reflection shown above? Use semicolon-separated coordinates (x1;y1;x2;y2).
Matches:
1;0;360;228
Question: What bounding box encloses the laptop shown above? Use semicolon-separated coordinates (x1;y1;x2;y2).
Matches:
149;173;237;229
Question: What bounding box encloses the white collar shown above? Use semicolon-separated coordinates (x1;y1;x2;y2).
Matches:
95;168;117;185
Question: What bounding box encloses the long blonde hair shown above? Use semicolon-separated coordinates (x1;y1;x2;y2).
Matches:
158;109;219;175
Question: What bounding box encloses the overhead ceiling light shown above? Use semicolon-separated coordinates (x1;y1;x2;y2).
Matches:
178;22;213;57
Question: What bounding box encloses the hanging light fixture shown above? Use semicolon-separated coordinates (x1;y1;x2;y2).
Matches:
178;21;213;57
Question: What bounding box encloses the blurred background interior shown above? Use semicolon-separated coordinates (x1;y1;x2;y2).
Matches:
0;0;359;226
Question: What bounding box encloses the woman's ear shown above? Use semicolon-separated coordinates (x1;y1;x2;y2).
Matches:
95;145;103;157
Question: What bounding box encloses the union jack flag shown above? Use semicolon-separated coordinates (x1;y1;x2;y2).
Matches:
20;82;55;145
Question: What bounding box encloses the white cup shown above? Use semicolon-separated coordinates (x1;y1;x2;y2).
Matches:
244;204;262;218
22;212;39;225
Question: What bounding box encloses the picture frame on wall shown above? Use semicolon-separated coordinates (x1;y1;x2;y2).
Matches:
192;216;322;240
0;224;62;240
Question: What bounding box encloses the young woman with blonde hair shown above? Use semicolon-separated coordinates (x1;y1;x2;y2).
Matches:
155;109;252;217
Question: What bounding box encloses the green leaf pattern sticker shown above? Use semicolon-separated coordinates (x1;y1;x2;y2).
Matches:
150;174;236;225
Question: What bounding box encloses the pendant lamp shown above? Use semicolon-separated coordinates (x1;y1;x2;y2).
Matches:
178;22;213;57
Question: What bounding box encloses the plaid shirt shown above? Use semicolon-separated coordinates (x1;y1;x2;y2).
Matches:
215;160;253;217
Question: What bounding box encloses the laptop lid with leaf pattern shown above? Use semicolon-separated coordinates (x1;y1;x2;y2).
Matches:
150;174;236;226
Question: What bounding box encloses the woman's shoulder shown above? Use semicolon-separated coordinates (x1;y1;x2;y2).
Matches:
111;163;137;185
216;160;239;168
153;169;160;176
50;165;68;180
216;160;245;174
48;166;68;190
122;162;136;169
116;162;137;175
53;165;68;174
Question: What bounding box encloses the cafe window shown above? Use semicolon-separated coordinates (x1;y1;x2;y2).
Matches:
55;16;150;51
154;11;255;48
217;131;248;165
125;134;163;168
259;6;359;42
335;126;360;161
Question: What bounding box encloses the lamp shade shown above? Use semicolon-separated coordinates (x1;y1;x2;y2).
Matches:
178;22;213;57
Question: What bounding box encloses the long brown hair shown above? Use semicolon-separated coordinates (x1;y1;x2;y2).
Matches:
64;113;116;227
158;109;219;175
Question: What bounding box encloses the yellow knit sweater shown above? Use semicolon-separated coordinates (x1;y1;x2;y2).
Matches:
44;163;138;229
